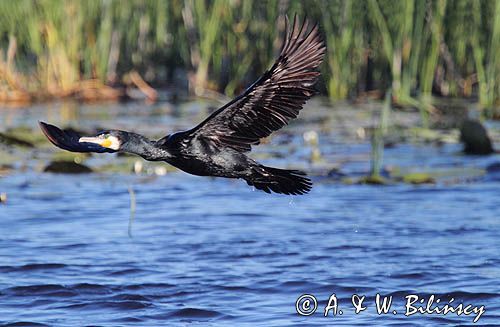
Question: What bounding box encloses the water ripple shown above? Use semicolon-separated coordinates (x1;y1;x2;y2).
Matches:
0;105;499;325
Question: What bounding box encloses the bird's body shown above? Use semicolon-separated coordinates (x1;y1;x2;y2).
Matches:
157;131;249;178
40;16;325;195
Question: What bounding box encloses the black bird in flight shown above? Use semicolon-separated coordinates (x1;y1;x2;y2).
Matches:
40;16;325;195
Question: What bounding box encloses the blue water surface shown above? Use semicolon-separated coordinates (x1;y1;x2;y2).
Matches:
0;101;499;326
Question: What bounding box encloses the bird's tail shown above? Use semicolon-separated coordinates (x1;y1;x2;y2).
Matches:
245;165;312;195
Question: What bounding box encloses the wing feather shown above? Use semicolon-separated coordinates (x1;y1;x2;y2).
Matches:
188;15;326;152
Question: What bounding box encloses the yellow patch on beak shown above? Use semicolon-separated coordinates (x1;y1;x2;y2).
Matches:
100;139;112;148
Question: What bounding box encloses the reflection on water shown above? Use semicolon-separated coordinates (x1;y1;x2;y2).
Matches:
0;100;499;326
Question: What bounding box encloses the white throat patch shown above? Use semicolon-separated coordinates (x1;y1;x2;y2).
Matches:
105;135;121;150
79;135;121;150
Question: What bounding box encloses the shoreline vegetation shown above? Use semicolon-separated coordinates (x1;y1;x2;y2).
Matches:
1;1;499;118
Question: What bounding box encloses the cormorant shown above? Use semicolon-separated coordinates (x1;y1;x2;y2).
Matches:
39;16;325;195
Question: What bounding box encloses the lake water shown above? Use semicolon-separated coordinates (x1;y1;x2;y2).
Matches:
0;100;499;326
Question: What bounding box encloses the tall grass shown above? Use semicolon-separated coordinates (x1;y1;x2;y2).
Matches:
319;0;366;99
0;0;499;116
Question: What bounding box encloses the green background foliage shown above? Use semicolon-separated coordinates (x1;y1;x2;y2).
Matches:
1;0;499;116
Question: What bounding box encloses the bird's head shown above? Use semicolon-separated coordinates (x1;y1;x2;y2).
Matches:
39;121;156;157
79;130;128;152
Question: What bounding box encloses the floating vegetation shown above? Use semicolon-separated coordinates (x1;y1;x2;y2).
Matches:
0;132;34;148
43;160;93;174
389;166;486;184
2;126;49;146
400;172;436;184
358;174;389;185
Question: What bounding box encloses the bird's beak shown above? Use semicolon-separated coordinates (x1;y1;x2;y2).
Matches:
79;136;112;148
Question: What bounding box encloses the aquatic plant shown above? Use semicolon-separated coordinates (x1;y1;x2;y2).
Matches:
320;0;366;99
370;90;391;179
0;0;499;117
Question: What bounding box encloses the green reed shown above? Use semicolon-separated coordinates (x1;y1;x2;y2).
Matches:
0;0;499;116
370;90;391;179
320;0;366;99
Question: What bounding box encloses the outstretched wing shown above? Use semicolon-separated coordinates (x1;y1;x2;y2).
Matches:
187;15;325;152
39;122;115;153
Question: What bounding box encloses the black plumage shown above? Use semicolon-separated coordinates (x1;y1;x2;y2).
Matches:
40;16;325;195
